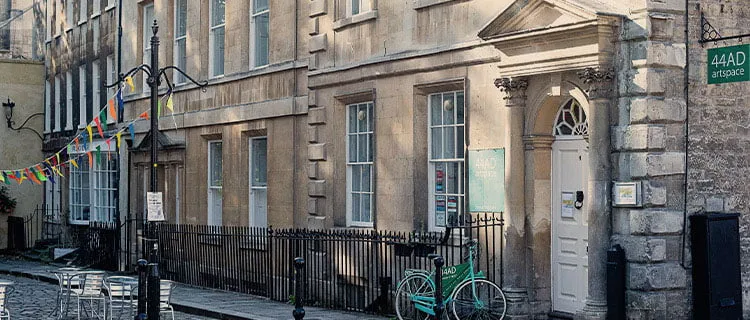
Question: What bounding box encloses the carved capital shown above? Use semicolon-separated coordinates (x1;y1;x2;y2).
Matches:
494;77;528;107
523;135;555;150
577;67;615;99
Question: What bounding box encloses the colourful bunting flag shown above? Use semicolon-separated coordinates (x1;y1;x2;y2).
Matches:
25;168;41;185
55;153;61;165
139;111;149;120
70;159;79;169
166;94;174;112
86;126;94;143
125;76;135;92
52;165;63;177
94;117;105;139
129;124;135;142
106;138;112;149
74;137;80;151
117;91;124;115
81;132;88;150
0;173;4;184
87;152;93;169
100;109;108;131
47;170;55;184
32;167;47;182
95;146;102;165
157;100;162;118
1;172;8;185
108;99;117;121
116;132;122;148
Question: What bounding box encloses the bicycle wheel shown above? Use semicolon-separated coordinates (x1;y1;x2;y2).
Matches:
450;279;507;320
395;274;435;320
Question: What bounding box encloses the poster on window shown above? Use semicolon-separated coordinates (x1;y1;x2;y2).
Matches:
147;192;166;221
468;149;505;212
561;192;575;218
436;195;446;226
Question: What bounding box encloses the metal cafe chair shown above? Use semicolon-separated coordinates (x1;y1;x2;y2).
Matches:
51;267;83;319
0;281;14;320
104;276;138;320
69;271;107;320
159;280;177;320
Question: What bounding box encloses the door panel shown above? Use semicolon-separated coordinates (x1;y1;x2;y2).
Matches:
552;138;589;314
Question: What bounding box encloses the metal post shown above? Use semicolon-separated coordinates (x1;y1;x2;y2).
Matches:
433;256;444;320
146;20;161;320
135;259;147;320
293;257;305;320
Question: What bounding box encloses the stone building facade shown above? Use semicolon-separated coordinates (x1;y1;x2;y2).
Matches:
39;0;750;318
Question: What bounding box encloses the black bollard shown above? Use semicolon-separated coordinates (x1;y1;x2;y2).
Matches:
293;257;305;320
433;256;445;320
136;259;148;320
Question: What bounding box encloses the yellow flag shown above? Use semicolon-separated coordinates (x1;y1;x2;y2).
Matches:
125;76;135;92
116;131;122;148
166;94;174;112
70;159;79;169
0;174;4;183
86;125;93;143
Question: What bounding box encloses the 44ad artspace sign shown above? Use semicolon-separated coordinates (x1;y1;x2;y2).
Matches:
708;44;750;84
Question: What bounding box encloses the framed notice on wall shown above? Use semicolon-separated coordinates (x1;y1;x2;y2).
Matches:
468;148;505;212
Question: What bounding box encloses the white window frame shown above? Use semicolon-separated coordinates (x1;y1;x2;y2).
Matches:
92;60;100;116
143;4;154;92
207;140;223;226
249;137;268;228
346;102;375;227
69;142;117;224
427;91;465;231
65;0;74;31
106;55;116;98
65;71;73;130
78;65;87;128
45;80;51;132
78;0;87;24
92;0;101;16
250;0;269;68
173;0;187;84
348;0;371;16
92;18;100;55
106;0;116;11
209;0;225;78
54;76;61;132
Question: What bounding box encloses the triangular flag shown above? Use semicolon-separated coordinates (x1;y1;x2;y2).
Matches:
139;111;149;120
87;152;93;169
56;153;61;164
67;144;73;155
116;131;122;148
70;159;79;169
1;172;9;185
100;109;108;131
81;132;88;150
157;100;162;118
129;124;135;142
86;125;93;143
47;170;56;184
0;173;5;184
52;165;64;177
108;99;117;121
106;138;112;149
94;118;105;139
125;76;135;92
33;167;48;182
117;91;124;115
74;137;80;151
166;94;174;112
95;146;102;165
25;168;41;185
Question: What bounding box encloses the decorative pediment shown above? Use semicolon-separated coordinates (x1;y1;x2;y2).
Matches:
478;0;626;40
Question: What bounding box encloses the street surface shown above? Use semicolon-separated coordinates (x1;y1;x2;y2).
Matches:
0;274;214;320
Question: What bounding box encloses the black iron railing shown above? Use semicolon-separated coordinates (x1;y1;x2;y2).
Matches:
156;212;503;315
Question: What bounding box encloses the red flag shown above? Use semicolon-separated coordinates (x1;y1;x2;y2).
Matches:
25;168;41;184
87;152;93;168
93;117;105;138
139;111;149;120
108;99;117;121
74;137;80;151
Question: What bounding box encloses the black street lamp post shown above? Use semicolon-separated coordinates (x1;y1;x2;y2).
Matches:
107;20;207;320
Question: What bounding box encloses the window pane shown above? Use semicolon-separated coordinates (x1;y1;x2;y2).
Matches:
348;105;357;134
252;139;268;186
211;0;225;27
446;162;459;194
351;165;361;192
358;104;368;132
430;95;442;126
351;0;360;15
176;39;187;83
367;134;373;162
254;0;269;13
351;193;360;222
176;0;187;37
210;142;222;187
456;92;464;124
457;128;464;158
368;103;374;133
212;26;225;76
361;165;371;192
361;194;371;223
444;127;455;159
348;134;357;162
435;195;446;227
431;127;442;159
443;93;455;125
254;13;269;66
358;134;367;162
144;5;154;34
434;163;445;194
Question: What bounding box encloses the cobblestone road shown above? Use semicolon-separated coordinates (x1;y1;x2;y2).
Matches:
0;275;215;320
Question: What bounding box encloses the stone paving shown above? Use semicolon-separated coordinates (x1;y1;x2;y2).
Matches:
0;274;213;320
0;257;391;320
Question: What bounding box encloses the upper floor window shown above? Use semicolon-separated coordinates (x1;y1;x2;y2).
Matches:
78;0;87;24
65;0;74;30
92;17;100;55
106;55;116;98
174;0;188;84
350;0;371;16
65;71;73;130
92;60;100;117
54;76;61;132
428;91;465;229
92;0;100;16
45;0;52;40
142;3;154;92
44;80;51;132
78;65;87;128
251;0;269;68
209;0;225;77
347;102;374;227
107;0;115;10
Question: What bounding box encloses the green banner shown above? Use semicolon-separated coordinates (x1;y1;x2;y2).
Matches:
468;148;505;213
708;44;750;84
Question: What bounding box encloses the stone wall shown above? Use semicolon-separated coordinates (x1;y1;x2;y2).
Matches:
686;0;750;317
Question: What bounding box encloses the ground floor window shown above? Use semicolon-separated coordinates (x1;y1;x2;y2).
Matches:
347;102;374;227
428;91;465;229
69;149;117;224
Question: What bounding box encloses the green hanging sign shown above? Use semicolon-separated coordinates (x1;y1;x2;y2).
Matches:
468;148;505;213
707;44;750;84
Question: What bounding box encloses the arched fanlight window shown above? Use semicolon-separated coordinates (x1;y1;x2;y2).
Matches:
553;99;588;136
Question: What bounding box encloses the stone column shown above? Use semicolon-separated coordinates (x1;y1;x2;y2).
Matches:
576;67;614;320
495;77;529;318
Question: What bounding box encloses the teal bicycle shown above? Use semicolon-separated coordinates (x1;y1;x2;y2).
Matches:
394;240;507;319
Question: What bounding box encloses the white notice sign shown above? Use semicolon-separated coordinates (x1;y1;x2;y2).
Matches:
561;192;575;218
147;192;165;221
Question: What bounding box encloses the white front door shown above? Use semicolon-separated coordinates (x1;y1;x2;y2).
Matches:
551;138;589;314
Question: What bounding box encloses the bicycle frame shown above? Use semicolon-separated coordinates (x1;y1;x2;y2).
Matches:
403;242;486;316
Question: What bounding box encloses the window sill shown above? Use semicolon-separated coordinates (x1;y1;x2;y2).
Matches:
333;10;377;31
105;4;116;12
413;0;458;9
78;20;87;26
65;28;73;33
91;12;101;19
69;221;90;226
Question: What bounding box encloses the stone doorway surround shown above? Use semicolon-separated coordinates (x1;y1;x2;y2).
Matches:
481;0;622;318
